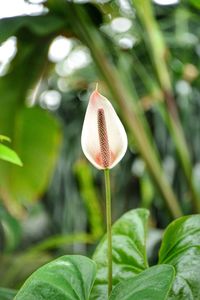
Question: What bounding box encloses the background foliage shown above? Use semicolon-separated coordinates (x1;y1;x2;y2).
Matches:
0;0;200;293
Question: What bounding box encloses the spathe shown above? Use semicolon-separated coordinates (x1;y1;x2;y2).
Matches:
81;86;127;169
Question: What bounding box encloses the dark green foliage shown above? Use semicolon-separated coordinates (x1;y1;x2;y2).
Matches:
14;209;200;299
91;209;149;299
109;265;175;300
0;287;17;300
0;14;66;44
15;255;96;300
159;215;200;299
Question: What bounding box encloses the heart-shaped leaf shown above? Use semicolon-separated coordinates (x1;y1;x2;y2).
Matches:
159;214;200;299
15;255;96;300
109;264;175;300
91;208;149;299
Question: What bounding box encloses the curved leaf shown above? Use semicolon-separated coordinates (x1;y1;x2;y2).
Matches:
109;265;175;300
15;255;96;300
91;208;149;299
159;214;200;299
0;144;22;166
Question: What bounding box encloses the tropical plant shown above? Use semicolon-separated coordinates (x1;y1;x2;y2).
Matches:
10;208;200;300
0;0;200;299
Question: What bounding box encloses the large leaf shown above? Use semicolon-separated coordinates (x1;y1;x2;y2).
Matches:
109;265;175;300
6;106;61;204
0;14;62;214
0;14;62;213
15;255;96;300
0;287;17;300
91;209;149;300
159;214;200;299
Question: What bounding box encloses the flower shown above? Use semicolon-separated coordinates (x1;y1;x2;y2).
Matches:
81;86;128;169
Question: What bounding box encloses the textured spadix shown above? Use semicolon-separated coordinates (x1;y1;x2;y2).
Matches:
81;88;127;169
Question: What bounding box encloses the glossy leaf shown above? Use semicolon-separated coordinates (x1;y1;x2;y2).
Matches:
159;214;200;299
0;144;22;166
109;264;175;300
0;287;17;300
15;255;96;300
91;208;149;300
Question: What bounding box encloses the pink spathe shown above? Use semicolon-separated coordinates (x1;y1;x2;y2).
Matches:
81;87;128;169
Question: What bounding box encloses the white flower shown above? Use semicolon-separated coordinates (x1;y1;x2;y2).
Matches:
81;86;128;169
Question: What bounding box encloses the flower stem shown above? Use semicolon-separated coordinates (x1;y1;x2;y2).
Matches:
104;168;112;296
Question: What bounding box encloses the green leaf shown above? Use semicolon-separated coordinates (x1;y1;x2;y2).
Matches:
189;0;200;9
109;265;175;300
91;208;149;300
0;14;66;44
0;135;11;143
46;1;102;27
6;106;61;204
0;14;62;214
0;204;22;252
159;214;200;299
15;255;96;300
0;144;22;166
0;287;17;300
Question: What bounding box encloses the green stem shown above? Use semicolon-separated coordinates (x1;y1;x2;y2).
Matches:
67;4;183;218
104;168;112;296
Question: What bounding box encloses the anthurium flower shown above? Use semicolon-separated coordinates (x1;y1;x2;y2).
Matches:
81;86;128;169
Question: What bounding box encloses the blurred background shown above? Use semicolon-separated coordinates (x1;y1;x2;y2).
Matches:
0;0;200;292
